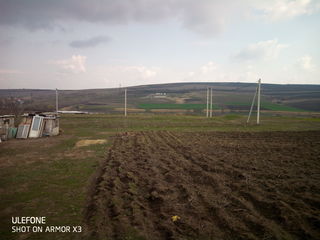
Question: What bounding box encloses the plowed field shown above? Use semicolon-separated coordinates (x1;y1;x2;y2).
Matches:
84;131;320;240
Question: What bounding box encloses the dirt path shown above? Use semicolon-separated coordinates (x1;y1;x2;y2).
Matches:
83;131;320;240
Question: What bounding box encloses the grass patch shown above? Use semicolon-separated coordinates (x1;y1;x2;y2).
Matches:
0;128;110;240
222;114;243;120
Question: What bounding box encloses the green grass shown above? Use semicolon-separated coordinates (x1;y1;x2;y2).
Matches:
261;102;305;112
59;113;320;132
138;103;219;110
0;120;111;240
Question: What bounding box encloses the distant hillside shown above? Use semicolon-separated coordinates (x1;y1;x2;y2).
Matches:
1;82;320;114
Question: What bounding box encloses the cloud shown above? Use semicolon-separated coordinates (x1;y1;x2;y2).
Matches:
177;0;247;36
281;54;319;83
185;54;319;85
1;1;318;36
183;61;222;82
182;61;219;82
200;61;218;74
0;0;250;36
52;55;86;73
188;71;195;77
184;60;255;83
83;64;160;88
254;0;320;21
69;35;111;48
297;55;315;71
0;35;13;46
0;69;22;74
125;66;157;79
233;39;288;61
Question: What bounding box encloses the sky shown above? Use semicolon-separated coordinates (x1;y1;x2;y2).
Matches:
0;0;319;89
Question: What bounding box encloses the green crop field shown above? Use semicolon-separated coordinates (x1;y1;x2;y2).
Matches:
226;102;305;112
261;102;305;112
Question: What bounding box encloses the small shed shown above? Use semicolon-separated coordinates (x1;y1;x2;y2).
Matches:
17;112;59;139
42;113;59;137
0;115;15;141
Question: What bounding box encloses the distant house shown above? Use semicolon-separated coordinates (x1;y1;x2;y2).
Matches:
153;93;167;98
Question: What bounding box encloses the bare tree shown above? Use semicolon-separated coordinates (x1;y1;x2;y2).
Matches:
0;97;24;126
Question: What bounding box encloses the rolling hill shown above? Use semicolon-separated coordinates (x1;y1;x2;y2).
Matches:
1;82;320;114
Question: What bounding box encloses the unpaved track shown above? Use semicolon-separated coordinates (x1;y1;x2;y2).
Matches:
84;131;320;240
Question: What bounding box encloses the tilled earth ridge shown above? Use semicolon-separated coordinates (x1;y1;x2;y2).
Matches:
83;131;320;240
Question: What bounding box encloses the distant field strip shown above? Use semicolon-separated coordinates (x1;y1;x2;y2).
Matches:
139;102;304;112
138;103;219;110
226;102;305;112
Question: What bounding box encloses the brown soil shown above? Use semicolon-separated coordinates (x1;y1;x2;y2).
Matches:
84;131;320;240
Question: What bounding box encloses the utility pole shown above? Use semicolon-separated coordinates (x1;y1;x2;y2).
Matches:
206;87;209;117
124;88;127;117
247;79;261;124
55;88;59;113
247;86;257;124
210;87;213;118
257;78;261;125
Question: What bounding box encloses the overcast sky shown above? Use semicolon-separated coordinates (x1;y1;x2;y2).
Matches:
0;0;319;89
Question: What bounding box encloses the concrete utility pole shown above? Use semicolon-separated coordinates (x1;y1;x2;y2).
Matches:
55;88;59;113
247;86;257;124
247;79;261;124
124;88;127;117
210;87;213;118
257;78;261;125
206;87;209;117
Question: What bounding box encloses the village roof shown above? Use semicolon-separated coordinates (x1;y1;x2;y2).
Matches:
21;112;59;117
0;115;15;118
